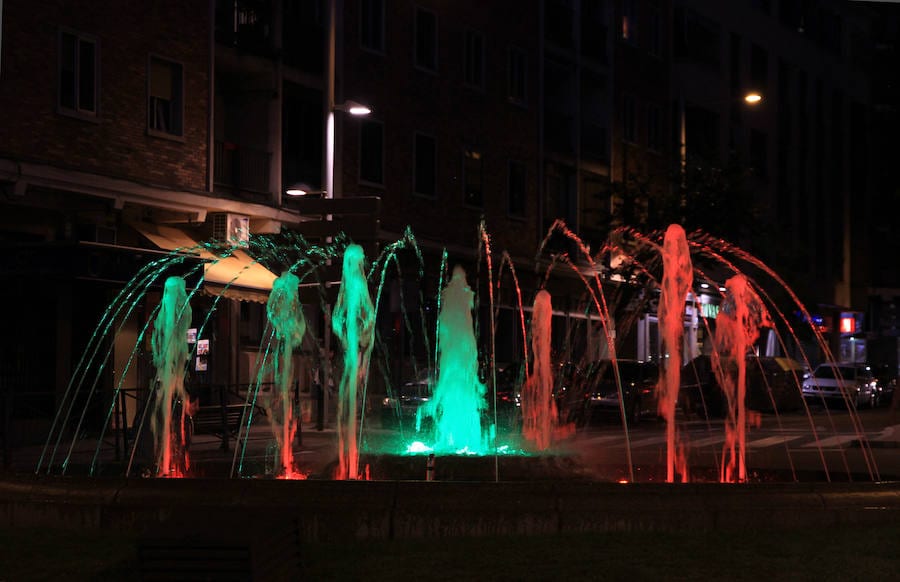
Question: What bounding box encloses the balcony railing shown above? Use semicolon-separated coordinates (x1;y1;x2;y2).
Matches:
214;140;272;201
215;0;274;57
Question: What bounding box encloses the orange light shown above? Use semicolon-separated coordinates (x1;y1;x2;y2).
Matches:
840;317;855;334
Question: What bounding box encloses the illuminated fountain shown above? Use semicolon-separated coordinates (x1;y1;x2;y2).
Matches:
415;265;488;454
262;271;308;479
149;276;194;477
332;244;376;480
34;220;886;484
657;224;693;483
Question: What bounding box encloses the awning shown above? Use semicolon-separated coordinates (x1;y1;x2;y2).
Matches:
131;222;206;255
203;249;277;303
131;222;276;303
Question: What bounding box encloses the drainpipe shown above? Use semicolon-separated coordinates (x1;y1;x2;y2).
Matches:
208;0;215;195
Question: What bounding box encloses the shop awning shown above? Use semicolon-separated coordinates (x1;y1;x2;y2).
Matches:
202;249;277;303
131;222;276;303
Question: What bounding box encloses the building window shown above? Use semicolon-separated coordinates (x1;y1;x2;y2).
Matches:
623;95;636;143
360;0;384;53
647;104;661;151
359;119;384;185
647;4;661;56
464;29;485;89
750;43;768;91
414;132;436;197
750;129;767;178
622;0;637;44
148;56;183;136
507;47;527;105
508;161;526;217
415;7;437;72
463;148;483;207
59;30;98;116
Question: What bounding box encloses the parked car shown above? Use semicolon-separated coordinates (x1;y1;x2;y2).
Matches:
680;355;806;418
381;368;433;429
581;359;660;425
801;363;879;409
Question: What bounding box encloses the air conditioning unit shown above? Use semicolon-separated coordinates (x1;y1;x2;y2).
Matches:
210;213;250;248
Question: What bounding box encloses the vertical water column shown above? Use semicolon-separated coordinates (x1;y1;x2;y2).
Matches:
418;266;487;454
332;244;376;480
658;224;693;483
714;274;769;483
265;271;307;479
150;277;193;477
522;290;557;451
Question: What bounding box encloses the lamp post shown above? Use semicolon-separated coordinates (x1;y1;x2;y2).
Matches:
323;0;370;204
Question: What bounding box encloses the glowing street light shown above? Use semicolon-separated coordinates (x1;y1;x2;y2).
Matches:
744;92;763;105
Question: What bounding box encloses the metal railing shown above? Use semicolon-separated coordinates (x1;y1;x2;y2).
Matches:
214;140;273;199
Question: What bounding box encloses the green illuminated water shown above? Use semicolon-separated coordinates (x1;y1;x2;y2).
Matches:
150;276;193;477
416;266;488;454
332;244;376;479
265;271;307;478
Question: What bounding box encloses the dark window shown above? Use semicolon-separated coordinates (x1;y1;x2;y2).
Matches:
464;30;485;89
359;120;384;185
148;56;184;136
623;95;636;143
730;33;741;93
673;7;721;68
463;148;483;207
414;133;436;197
750;129;767;177
415;8;437;71
59;31;97;115
648;4;661;56
507;47;527;104
647;105;661;151
360;0;384;52
622;0;637;44
750;43;768;90
508;161;526;217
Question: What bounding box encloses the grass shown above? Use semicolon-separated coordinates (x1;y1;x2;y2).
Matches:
1;523;898;581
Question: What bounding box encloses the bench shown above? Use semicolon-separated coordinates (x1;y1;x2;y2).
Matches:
190;403;248;450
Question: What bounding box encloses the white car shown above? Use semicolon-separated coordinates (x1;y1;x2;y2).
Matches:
801;364;879;409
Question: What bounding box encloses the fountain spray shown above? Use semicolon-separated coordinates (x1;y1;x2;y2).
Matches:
265;271;307;478
332;244;376;479
150;276;193;477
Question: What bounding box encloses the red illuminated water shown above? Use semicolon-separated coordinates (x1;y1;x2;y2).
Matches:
333;244;376;479
713;274;771;482
658;225;692;483
522;290;559;451
265;271;307;479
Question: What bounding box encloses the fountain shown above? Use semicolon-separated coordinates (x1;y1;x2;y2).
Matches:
149;276;194;478
332;244;376;480
32;221;888;485
263;271;308;479
415;265;488;454
658;224;693;483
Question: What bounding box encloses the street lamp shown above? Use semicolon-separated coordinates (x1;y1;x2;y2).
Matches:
324;0;371;203
284;183;326;197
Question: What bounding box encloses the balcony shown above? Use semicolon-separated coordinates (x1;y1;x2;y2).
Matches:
214;140;272;203
215;0;275;58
